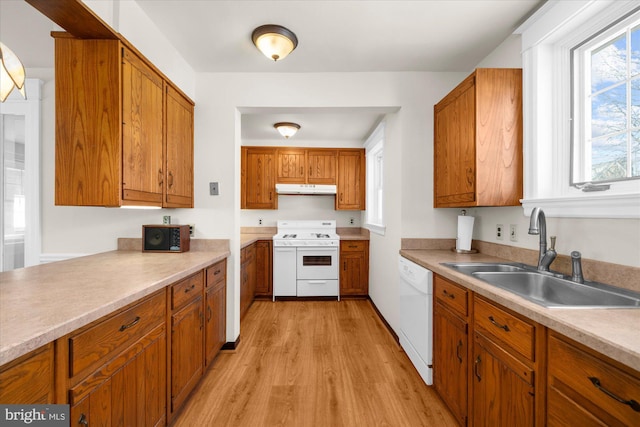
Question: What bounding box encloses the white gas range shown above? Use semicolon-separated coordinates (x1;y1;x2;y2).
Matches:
272;220;340;300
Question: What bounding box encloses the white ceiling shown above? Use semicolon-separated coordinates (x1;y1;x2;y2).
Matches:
1;0;543;143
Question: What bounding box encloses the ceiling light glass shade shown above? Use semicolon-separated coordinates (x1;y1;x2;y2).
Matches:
252;25;298;61
0;42;26;102
274;122;300;139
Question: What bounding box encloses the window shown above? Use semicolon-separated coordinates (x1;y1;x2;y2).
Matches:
571;14;640;186
365;122;385;234
516;0;640;218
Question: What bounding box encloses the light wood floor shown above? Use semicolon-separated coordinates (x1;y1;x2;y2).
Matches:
173;299;458;427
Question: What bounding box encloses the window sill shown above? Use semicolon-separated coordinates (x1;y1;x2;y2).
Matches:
364;223;386;236
521;193;640;218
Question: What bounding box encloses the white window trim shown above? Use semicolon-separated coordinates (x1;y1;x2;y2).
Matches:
516;0;640;218
364;121;386;235
0;79;42;267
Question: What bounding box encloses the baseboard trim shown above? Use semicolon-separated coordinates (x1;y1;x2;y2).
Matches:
367;296;399;343
221;336;241;351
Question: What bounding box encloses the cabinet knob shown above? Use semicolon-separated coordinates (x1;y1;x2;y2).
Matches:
78;413;88;426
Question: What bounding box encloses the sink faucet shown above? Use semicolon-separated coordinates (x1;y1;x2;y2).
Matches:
528;207;557;271
571;251;584;283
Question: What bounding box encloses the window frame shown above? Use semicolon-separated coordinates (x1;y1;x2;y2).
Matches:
516;0;640;218
364;122;385;235
570;11;640;187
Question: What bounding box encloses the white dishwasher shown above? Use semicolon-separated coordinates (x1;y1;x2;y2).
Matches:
398;256;433;385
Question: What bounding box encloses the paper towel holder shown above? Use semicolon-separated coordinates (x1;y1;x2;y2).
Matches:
452;209;478;254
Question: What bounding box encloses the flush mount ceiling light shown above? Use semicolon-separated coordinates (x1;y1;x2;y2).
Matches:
274;122;300;139
252;24;298;61
0;42;26;102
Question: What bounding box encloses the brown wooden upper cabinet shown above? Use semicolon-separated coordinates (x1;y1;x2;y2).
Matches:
276;148;338;184
336;149;366;210
241;147;277;209
242;147;364;210
434;68;522;208
53;34;194;208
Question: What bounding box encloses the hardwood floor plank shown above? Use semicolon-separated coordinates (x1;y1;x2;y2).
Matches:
173;300;457;426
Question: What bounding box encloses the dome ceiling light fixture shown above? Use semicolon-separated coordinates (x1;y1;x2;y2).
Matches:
274;122;300;139
0;42;26;102
251;24;298;62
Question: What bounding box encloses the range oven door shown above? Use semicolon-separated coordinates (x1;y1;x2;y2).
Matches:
296;247;339;280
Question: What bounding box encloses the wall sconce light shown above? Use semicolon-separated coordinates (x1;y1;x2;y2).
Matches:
0;42;26;102
274;122;300;139
252;25;298;61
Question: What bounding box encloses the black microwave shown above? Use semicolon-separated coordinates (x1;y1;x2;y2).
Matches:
142;225;190;252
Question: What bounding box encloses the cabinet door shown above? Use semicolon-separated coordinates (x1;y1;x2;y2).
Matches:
255;240;272;296
339;241;369;296
205;283;226;366
121;48;164;205
307;149;337;184
473;333;535;427
276;148;307;183
433;75;476;207
434;303;468;426
70;327;167;427
241;147;276;209
0;343;54;404
336;150;365;210
171;297;203;413
165;84;194;208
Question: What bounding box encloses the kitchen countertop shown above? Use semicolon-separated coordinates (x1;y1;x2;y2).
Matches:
400;249;640;372
240;227;370;248
0;249;229;366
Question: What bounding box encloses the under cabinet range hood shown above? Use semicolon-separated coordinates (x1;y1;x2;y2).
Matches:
275;184;337;195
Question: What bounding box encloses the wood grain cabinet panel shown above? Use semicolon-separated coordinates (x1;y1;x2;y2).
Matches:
307;149;337;184
241;147;276;209
0;343;54;404
547;332;640;426
205;259;227;366
339;240;369;296
434;68;522;208
255;240;273;297
276;148;307;183
53;34;194;208
336;149;365;210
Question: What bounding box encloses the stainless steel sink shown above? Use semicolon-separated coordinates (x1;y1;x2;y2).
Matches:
442;262;526;275
442;262;640;309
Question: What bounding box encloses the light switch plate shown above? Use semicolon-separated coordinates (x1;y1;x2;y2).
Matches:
209;182;219;195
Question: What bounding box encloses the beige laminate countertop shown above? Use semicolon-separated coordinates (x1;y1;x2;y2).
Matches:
0;249;229;366
400;249;640;372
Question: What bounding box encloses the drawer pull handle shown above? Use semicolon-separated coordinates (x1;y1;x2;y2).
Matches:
488;316;510;332
588;377;640;412
474;355;482;382
456;339;463;363
442;289;455;299
78;413;88;426
119;316;140;332
184;284;196;293
348;245;358;248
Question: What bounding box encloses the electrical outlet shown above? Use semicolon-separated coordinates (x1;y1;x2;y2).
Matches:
496;224;504;240
510;224;518;242
163;215;171;224
350;217;354;225
209;182;219;195
259;218;263;225
189;224;194;236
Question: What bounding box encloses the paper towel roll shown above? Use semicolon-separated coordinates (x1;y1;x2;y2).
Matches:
456;215;475;251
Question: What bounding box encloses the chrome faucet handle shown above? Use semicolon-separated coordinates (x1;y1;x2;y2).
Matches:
571;251;584;284
549;236;556;250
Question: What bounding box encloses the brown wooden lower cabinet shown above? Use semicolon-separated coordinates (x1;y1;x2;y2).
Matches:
547;331;640;426
0;342;54;404
255;240;273;297
339;240;369;296
205;260;227;367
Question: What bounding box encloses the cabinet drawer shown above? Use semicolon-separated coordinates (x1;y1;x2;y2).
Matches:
206;260;226;289
69;291;165;377
434;275;468;317
340;240;367;252
172;271;203;310
548;334;640;426
473;296;534;361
